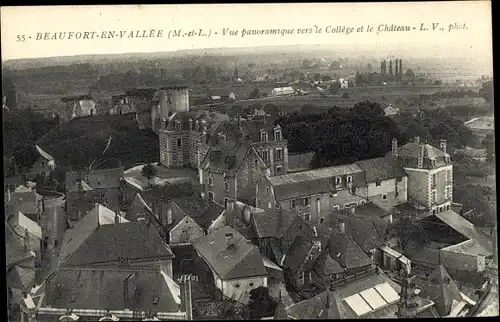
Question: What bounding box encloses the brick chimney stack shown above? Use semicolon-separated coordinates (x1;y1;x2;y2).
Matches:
338;220;345;234
225;232;235;248
440;139;447;153
179;275;194;320
417;143;425;169
414;136;420;144
392;138;398;156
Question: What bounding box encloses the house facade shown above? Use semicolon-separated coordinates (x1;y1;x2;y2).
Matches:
60;95;97;121
158;109;230;169
256;163;367;224
109;94;137;115
192;226;268;304
200;140;267;206
65;167;124;222
7;212;43;266
25;145;56;180
395;137;453;216
355;154;408;211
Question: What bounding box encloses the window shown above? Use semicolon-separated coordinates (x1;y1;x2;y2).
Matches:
175;122;181;131
333;205;340;211
235;283;240;288
224;182;229;192
304;213;311;221
375;181;381;187
276;166;283;175
303;197;310;206
335;177;342;185
350;186;356;194
177;138;182;147
268;202;272;209
261;132;268;142
262;150;269;163
249;282;254;287
347;176;352;183
431;159;436;167
276;148;283;161
382;194;387;200
431;174;437;187
224;198;229;208
320;217;324;224
275;130;282;141
255;159;258;168
396;177;403;182
432;190;437;203
208;177;214;187
208;192;214;202
299;272;305;285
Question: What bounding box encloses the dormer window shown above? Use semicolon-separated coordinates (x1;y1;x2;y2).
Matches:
261;131;268;142
347;176;352;183
335;177;342;185
431;159;436;167
175;121;181;131
275;129;282;141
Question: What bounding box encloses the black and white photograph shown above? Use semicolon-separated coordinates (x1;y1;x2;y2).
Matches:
2;2;496;321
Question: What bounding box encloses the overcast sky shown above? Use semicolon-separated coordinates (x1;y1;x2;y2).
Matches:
1;2;492;63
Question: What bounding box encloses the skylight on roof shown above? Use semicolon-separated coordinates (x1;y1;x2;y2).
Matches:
344;282;400;317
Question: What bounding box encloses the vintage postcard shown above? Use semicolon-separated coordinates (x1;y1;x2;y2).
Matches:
2;2;496;321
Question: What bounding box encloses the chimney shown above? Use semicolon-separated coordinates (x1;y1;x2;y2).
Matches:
338;221;345;234
417;144;425;169
76;178;83;191
123;273;135;309
7;186;11;202
440;139;447;153
114;212;120;224
225;232;235;248
179;276;194;320
414;136;420;144
392;138;398;156
24;228;29;251
313;226;318;237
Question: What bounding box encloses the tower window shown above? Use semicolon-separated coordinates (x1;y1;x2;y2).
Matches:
261;132;268;142
275;130;282;141
177;138;182;147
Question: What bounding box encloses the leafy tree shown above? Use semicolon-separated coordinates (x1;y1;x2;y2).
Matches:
13;143;38;169
482;134;495;163
247;287;277;320
248;87;261;99
329;61;341;70
479;81;493;102
2;75;17;110
141;163;157;188
404;68;416;79
302;59;312;69
321;75;332;82
341;92;350;99
328;85;339;95
393;215;428;253
454;184;496;227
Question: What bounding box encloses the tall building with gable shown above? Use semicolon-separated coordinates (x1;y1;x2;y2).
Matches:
392;137;453;216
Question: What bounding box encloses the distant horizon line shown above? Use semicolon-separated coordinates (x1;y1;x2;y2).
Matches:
2;42;487;64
